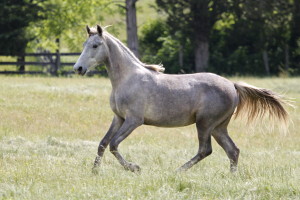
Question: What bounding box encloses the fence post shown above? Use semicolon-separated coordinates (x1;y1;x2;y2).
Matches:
17;55;25;73
55;51;60;76
50;38;60;76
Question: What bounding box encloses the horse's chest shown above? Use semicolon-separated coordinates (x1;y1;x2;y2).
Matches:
109;92;135;118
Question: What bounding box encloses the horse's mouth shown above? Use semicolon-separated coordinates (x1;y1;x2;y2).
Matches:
79;69;87;76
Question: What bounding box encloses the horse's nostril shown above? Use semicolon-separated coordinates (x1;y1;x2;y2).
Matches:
78;66;83;72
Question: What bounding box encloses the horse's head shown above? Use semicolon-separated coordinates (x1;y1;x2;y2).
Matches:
74;25;108;75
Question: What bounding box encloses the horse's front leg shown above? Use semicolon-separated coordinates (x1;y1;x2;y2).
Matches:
109;117;143;172
92;115;124;174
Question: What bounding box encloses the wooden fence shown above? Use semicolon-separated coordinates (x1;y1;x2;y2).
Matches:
0;53;105;76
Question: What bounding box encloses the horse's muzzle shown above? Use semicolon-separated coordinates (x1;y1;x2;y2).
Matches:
74;65;87;75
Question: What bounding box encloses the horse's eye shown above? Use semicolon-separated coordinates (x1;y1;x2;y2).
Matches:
93;45;98;48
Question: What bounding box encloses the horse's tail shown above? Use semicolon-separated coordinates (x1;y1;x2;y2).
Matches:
233;82;289;128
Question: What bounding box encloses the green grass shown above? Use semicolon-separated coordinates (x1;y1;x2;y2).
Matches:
0;76;299;199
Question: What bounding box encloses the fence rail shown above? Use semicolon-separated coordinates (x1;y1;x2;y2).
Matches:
0;62;74;66
0;52;105;76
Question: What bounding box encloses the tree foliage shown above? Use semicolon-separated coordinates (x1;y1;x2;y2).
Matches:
0;0;111;54
1;0;299;75
210;0;295;75
140;20;193;73
140;0;300;75
27;0;107;52
0;0;42;55
155;0;230;72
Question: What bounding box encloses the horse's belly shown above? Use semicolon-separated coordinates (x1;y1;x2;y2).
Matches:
143;111;196;127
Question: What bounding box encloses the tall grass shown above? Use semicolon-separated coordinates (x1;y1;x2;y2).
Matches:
0;76;299;199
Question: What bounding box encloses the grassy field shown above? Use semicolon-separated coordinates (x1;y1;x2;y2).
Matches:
0;76;299;199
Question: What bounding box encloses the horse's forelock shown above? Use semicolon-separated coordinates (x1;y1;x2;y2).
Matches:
88;26;111;37
87;27;98;36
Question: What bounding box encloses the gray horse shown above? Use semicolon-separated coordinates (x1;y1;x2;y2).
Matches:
74;25;288;173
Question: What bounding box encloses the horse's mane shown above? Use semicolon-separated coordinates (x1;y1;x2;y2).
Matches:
88;27;165;73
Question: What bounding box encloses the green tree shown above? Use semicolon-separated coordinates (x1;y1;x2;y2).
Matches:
210;0;294;75
140;19;193;73
105;0;140;57
148;0;298;75
290;0;300;72
156;0;229;72
126;0;139;57
28;0;107;52
0;0;41;55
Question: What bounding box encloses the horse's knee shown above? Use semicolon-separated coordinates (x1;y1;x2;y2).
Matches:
97;143;106;155
109;140;118;153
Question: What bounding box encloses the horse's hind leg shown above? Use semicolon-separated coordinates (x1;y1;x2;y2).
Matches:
212;121;240;172
177;121;213;171
109;117;143;172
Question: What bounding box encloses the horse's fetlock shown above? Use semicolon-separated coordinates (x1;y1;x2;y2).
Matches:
94;156;101;165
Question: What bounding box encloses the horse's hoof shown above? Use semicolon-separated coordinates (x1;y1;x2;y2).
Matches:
92;156;102;174
92;166;100;175
230;166;238;173
176;167;187;173
125;163;141;173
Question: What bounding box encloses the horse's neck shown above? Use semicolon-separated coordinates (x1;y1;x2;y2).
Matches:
104;34;145;88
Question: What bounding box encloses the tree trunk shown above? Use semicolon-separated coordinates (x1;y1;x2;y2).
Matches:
284;44;289;71
179;44;183;68
190;1;210;72
290;0;300;68
126;0;139;58
262;50;270;76
195;40;209;72
290;0;300;48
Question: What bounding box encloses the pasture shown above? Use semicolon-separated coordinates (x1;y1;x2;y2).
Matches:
0;76;299;199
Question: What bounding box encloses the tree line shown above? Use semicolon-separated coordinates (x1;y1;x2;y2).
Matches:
140;0;300;75
1;0;299;75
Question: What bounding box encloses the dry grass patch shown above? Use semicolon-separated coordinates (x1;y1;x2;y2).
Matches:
0;76;299;199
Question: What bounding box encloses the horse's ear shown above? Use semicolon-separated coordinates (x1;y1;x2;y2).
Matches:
86;25;91;35
97;25;103;36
